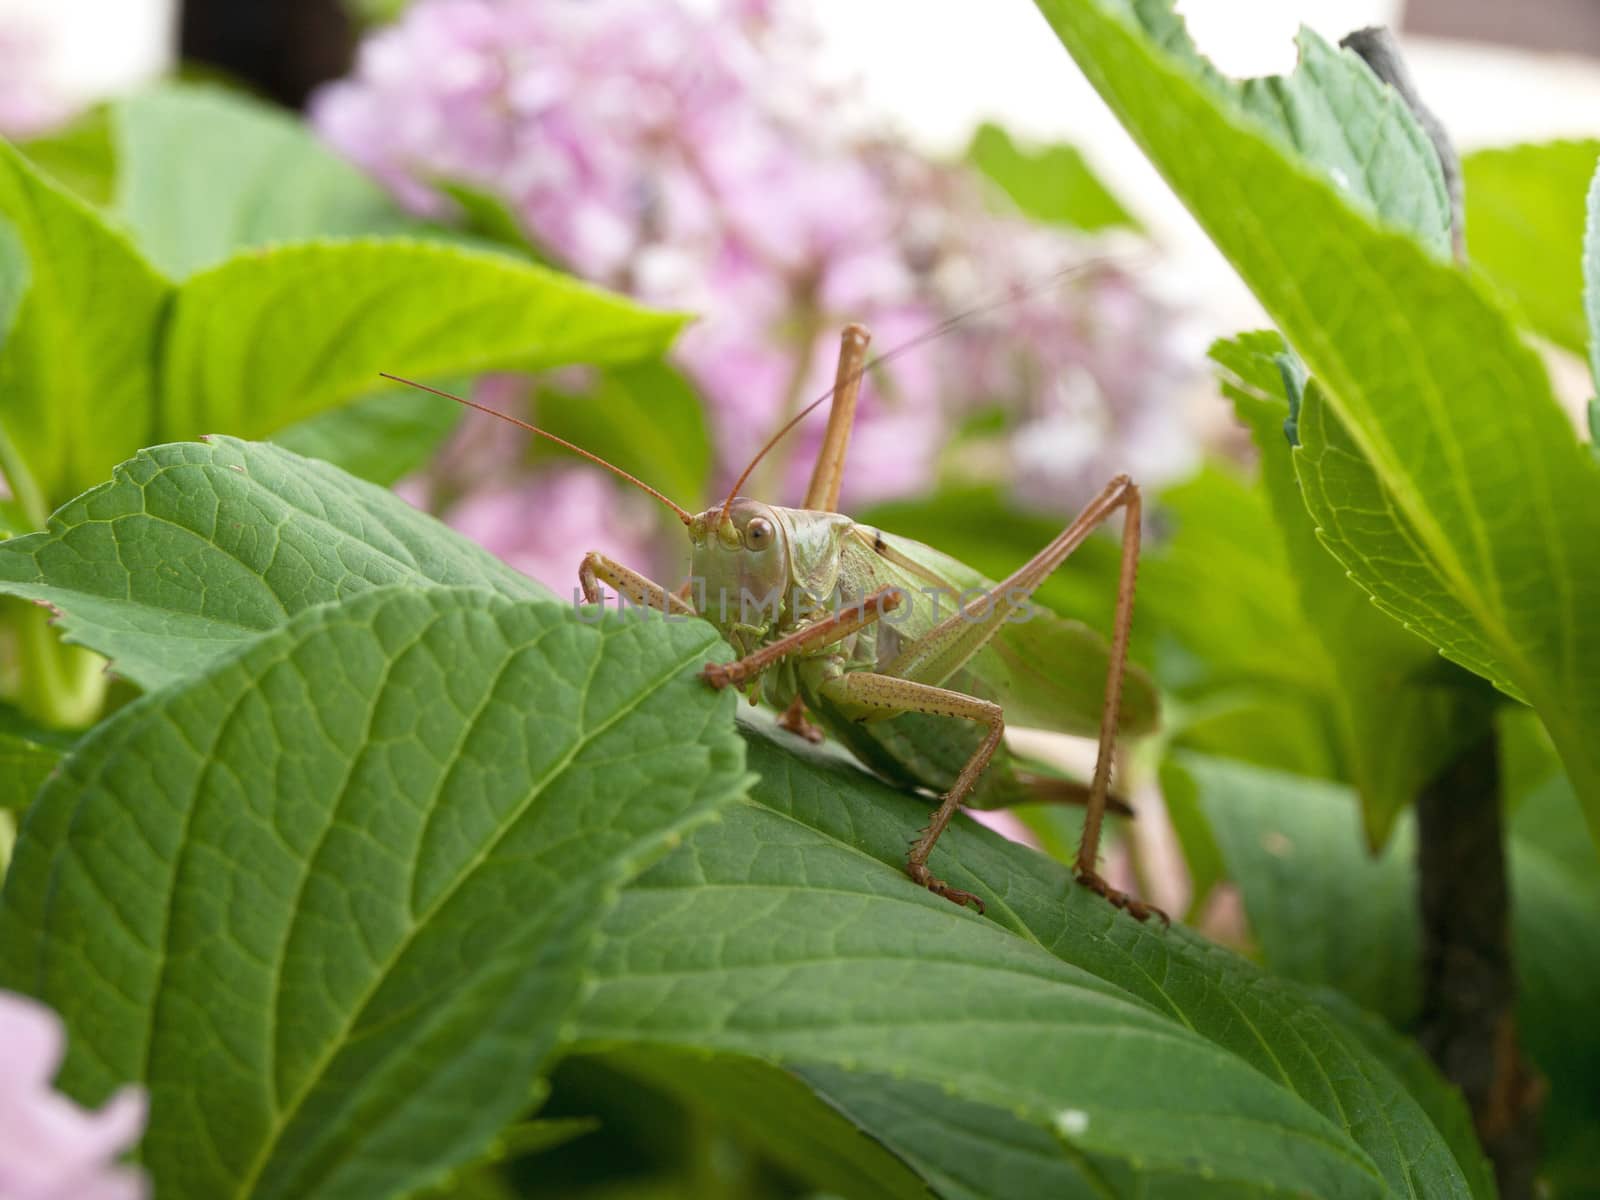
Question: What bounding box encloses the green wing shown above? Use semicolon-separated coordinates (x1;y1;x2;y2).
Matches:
866;528;1159;739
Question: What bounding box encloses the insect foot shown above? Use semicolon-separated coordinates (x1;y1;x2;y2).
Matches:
1075;869;1169;926
907;861;986;915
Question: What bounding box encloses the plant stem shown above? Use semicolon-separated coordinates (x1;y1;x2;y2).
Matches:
0;809;15;877
7;600;107;729
1415;729;1542;1199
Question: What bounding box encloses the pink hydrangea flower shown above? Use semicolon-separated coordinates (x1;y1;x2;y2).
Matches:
0;991;148;1200
320;0;1197;569
444;464;666;594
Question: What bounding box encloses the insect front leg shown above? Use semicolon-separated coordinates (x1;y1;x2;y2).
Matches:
577;552;697;617
816;672;1001;913
700;587;901;691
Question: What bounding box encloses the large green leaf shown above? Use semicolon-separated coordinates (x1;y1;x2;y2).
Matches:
1463;139;1600;355
1167;749;1600;1186
1129;12;1450;254
576;722;1485;1198
0;438;543;691
965;122;1140;232
0;140;170;515
0;586;748;1199
1030;0;1600;821
15;107;117;206
0;700;72;809
0;214;25;352
1167;754;1422;1021
0;116;681;523
1307;990;1495;1200
1291;388;1509;698
159;240;684;445
112;83;413;278
582;1047;931;1200
0;213;26;530
272;381;464;487
1585;157;1600;401
1212;331;1493;844
1139;464;1327;698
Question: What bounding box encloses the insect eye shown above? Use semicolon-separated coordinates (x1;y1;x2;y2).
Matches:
744;517;774;551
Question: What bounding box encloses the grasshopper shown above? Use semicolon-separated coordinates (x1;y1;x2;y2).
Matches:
383;322;1161;921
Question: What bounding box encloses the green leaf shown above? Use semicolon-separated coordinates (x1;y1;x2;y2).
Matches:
439;182;547;262
586;1048;930;1200
1464;139;1600;355
1233;29;1451;253
412;1109;599;1200
271;381;464;486
1168;750;1600;1181
1308;990;1495;1200
159;240;685;445
1212;331;1494;845
0;438;543;691
111;83;413;278
0;700;72;809
1291;389;1511;701
576;721;1484;1198
0;213;40;528
0;140;171;514
0;122;679;524
0;214;24;352
536;361;714;509
1140;465;1327;697
1585;155;1600;395
0;586;748;1199
966;122;1140;232
1031;0;1600;826
1124;12;1449;253
1174;754;1422;1021
16;107;117;206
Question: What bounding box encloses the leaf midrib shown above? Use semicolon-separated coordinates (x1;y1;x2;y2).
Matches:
231;617;718;1198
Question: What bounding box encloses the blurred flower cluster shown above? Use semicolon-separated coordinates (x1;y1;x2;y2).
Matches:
315;0;1196;588
0;990;148;1200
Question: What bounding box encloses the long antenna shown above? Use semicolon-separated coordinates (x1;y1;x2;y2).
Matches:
718;255;1133;523
378;373;695;526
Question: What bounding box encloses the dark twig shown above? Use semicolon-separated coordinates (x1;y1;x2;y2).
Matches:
1415;732;1542;1199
